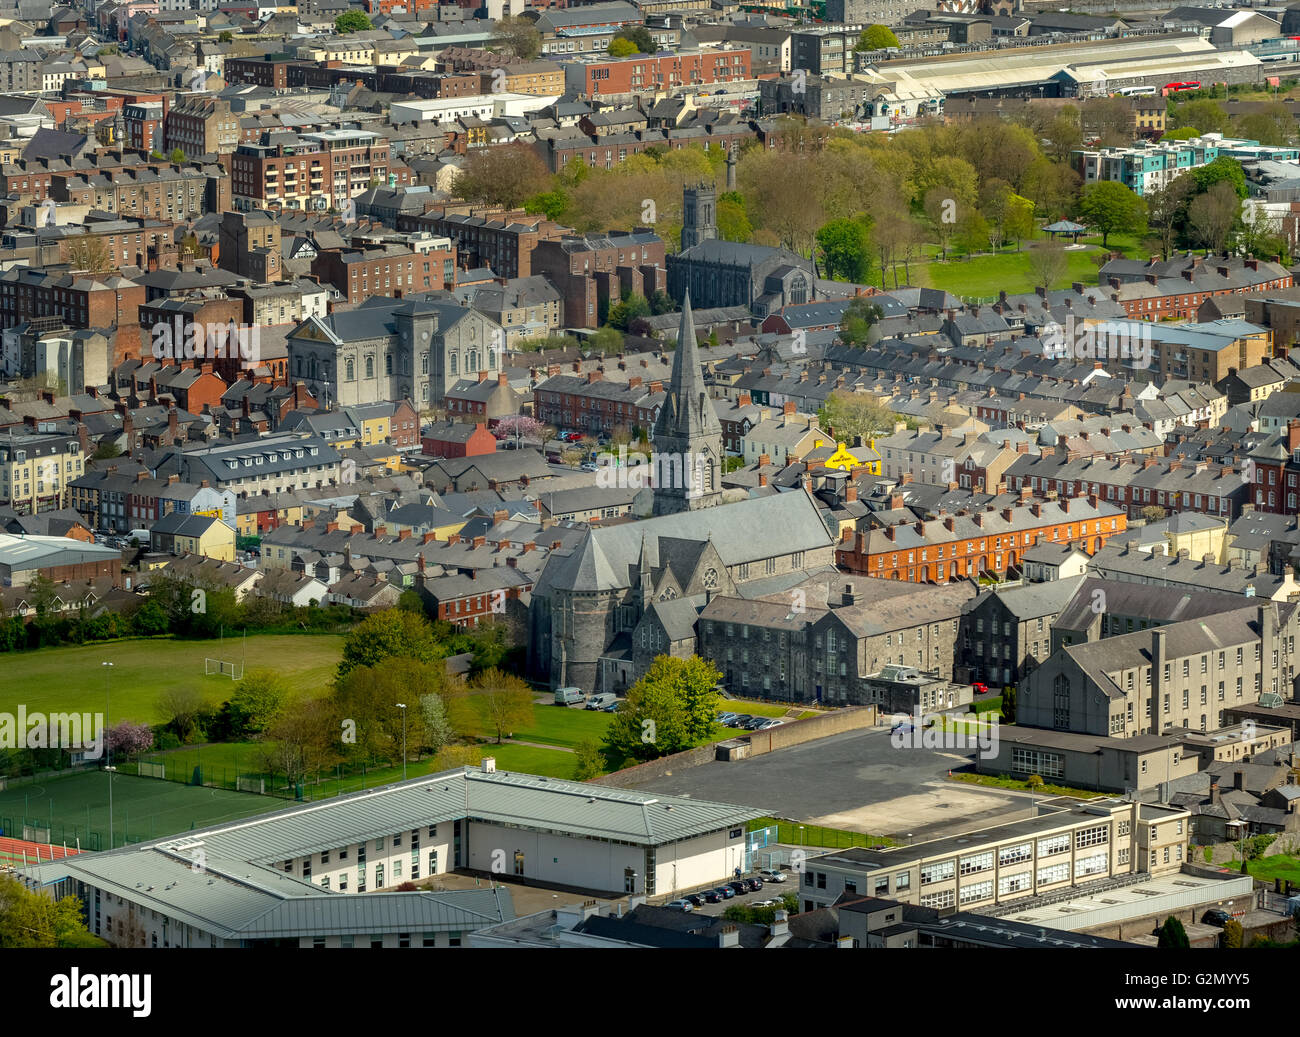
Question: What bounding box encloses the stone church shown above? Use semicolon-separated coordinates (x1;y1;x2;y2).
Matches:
667;183;817;318
527;301;837;692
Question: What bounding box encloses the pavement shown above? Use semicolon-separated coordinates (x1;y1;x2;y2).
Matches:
630;724;1032;842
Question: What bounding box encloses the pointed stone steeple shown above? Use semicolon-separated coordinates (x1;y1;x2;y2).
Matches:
652;291;723;516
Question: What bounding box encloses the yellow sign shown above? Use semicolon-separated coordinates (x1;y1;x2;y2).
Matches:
194;508;222;518
824;442;862;472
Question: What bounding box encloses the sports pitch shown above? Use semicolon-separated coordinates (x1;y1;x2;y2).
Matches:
0;771;286;852
1;634;344;724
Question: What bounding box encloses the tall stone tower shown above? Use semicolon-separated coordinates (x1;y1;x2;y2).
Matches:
652;291;723;516
725;145;737;192
680;182;717;251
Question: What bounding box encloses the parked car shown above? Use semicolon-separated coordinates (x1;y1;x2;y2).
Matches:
553;687;584;706
580;461;599;472
585;693;617;710
602;701;619;712
717;712;738;725
1201;908;1232;927
702;889;723;904
716;886;736;899
741;717;767;730
666;899;694;913
760;869;788;883
743;877;763;892
755;719;784;730
972;681;989;695
727;881;749;896
725;714;752;727
683;894;704;908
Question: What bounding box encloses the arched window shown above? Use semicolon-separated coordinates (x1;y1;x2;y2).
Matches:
420;353;428;375
345;359;354;381
488;348;497;369
449;353;458;375
422;383;429;401
468;351;479;373
365;355;374;379
385;354;393;376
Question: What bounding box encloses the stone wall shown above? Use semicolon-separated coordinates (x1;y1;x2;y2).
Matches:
592;706;878;789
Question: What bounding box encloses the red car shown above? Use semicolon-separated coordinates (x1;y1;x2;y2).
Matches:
972;682;989;695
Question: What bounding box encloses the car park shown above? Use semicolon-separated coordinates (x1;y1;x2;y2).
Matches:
666;899;694;913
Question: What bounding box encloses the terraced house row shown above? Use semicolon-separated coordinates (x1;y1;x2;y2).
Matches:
836;497;1128;583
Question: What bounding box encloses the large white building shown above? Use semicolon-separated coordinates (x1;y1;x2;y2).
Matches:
27;763;762;947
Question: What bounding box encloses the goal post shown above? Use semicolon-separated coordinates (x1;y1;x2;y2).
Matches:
204;658;243;680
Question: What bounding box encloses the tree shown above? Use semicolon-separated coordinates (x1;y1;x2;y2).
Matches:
0;876;102;948
954;209;990;256
494;415;544;440
260;695;337;791
923;187;959;260
1004;193;1037;250
1191;156;1248;199
92;440;122;459
334;657;459;759
1188;180;1241;254
1234;104;1298;148
603;659;694;763
338;610;443;677
419;692;455;757
717;192;752;242
334;10;371;33
1001;686;1017;724
838;297;884;348
607;37;637;58
157;687;203;742
855;24;899;50
494;15;541;60
226;668;287;738
452;141;551;210
468;667;534;744
606;292;651;330
1157;916;1190;949
818;390;897;442
1222;918;1244;949
104;721;153;759
1169;98;1230;136
1141;505;1168;523
1145;175;1196;261
64;236;113;274
1162;126;1201;142
218;30;233;42
1043;109;1083;163
816;217;871;282
612;25;655;54
1077;180;1146;247
1080;96;1134;147
573;738;604;780
169;147;185;164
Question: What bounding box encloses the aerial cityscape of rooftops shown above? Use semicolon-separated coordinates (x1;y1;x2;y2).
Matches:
4;0;1300;975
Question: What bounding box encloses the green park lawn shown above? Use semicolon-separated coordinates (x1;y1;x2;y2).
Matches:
1;634;344;725
511;705;614;748
916;245;1104;300
1231;854;1300;886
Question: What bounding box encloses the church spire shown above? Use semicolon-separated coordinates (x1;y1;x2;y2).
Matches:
651;290;723;516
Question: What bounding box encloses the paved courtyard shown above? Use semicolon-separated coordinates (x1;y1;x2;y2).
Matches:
632;725;1034;842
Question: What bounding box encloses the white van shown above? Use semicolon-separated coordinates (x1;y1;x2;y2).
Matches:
554;687;585;706
585;693;617;710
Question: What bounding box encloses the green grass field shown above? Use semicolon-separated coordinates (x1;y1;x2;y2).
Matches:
1232;854;1300;885
2;635;344;724
917;246;1103;299
750;816;897;849
513;705;614;748
0;771;285;851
